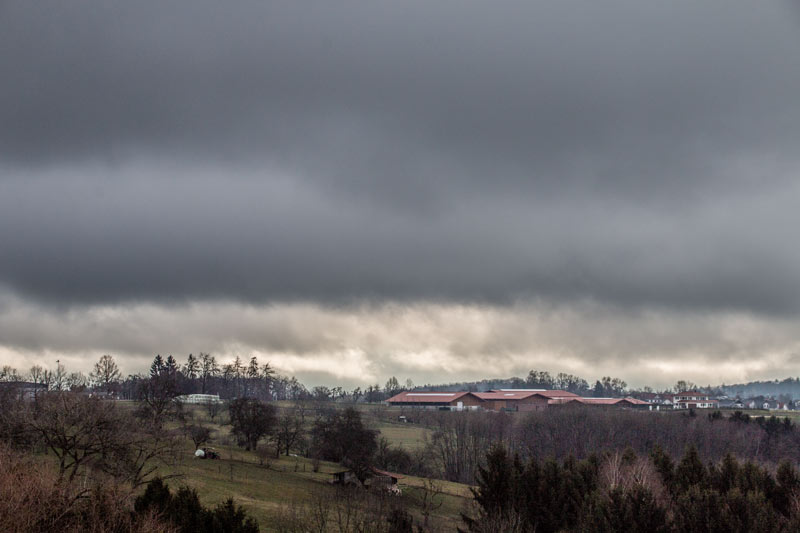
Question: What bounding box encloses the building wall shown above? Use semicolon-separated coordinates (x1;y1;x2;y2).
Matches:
387;402;449;409
674;401;717;409
514;396;550;411
451;394;483;408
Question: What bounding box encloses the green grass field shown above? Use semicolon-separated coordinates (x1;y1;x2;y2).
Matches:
375;423;431;450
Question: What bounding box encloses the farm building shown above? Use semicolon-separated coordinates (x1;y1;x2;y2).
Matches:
549;397;651;409
385;391;483;410
176;393;223;404
474;390;579;411
387;389;652;411
331;467;404;493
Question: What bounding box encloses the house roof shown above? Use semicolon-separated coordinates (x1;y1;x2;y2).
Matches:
634;392;659;400
385;391;478;404
675;391;709;396
475;391;537;400
333;467;404;480
370;466;404;479
619;397;651;405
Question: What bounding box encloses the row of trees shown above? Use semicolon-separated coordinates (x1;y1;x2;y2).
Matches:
3;353;426;406
4;355;724;405
5;353;409;404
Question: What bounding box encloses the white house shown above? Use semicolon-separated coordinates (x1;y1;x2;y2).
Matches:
673;391;718;409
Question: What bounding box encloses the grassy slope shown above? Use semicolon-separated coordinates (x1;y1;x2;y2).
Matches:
156;405;466;531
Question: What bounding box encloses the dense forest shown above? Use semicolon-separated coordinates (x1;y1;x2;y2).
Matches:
463;444;800;533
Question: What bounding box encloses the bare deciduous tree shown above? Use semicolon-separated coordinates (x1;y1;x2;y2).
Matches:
27;393;127;484
66;372;88;391
185;424;211;450
28;365;46;386
90;354;122;394
411;477;445;530
272;406;306;457
0;366;20;382
45;361;68;391
204;398;223;422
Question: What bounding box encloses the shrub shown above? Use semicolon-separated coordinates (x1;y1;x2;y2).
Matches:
135;478;259;533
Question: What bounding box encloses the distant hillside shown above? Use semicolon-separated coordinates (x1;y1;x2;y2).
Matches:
720;378;800;400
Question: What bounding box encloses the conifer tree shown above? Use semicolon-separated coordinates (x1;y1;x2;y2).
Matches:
775;460;800;516
675;445;706;490
150;354;164;377
164;355;178;376
462;444;520;531
650;444;675;493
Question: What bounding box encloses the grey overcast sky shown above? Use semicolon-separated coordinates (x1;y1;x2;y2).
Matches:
2;0;800;388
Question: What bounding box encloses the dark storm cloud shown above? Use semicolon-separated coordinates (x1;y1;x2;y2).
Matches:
1;0;800;311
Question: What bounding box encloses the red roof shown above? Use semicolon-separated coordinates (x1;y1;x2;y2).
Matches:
619;397;651;405
387;389;579;405
386;391;478;404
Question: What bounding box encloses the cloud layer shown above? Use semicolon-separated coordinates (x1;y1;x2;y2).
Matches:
1;291;799;388
2;1;800;382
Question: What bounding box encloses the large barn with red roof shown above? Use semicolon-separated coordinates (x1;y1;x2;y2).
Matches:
548;397;651;408
386;388;655;411
473;389;580;411
384;391;484;410
386;389;592;411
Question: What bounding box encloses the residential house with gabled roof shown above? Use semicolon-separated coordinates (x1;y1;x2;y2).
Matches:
673;391;718;409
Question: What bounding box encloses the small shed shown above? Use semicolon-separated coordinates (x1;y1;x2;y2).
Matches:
330;470;362;487
330;467;404;491
364;467;404;494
